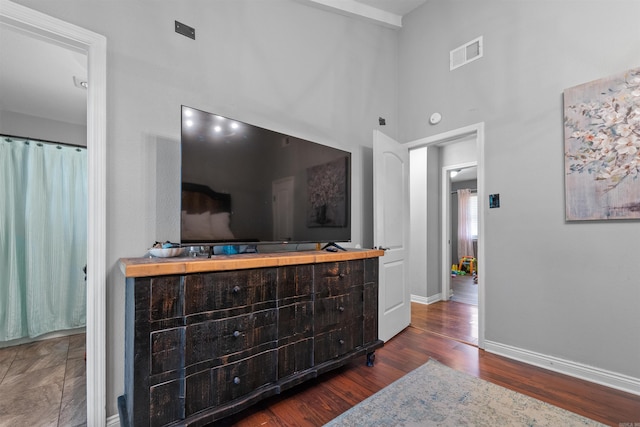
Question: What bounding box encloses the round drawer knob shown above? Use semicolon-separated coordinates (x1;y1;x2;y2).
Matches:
233;376;241;385
338;306;345;312
233;330;241;338
339;339;345;345
232;285;241;293
339;273;346;278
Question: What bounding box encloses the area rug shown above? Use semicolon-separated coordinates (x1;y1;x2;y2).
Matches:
324;359;605;426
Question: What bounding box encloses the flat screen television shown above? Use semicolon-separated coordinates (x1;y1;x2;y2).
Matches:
180;105;351;247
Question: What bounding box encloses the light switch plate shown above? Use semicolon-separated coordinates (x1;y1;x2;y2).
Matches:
489;194;500;208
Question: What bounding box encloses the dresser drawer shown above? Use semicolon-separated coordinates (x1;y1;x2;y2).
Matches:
314;286;363;333
184;268;277;315
149;275;183;322
150;327;184;377
186;309;277;367
314;323;364;364
278;338;313;378
211;350;277;406
149;378;183;426
315;261;364;298
218;310;277;357
184;350;277;417
277;264;313;301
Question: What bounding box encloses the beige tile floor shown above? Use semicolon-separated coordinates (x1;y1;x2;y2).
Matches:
0;333;86;427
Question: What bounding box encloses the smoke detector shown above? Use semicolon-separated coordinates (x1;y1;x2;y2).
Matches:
73;76;88;89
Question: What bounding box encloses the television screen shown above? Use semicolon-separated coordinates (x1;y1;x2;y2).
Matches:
180;106;351;246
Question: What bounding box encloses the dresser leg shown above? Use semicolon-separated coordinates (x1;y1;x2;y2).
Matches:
366;351;376;367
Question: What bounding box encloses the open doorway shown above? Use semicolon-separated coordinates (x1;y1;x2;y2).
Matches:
0;18;89;426
407;123;484;348
0;3;107;425
448;166;478;306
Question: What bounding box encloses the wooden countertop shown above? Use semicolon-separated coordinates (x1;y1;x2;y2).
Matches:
120;249;384;278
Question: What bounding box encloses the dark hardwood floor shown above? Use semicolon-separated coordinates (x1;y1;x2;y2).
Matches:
412;297;478;346
450;273;478;306
213;301;640;427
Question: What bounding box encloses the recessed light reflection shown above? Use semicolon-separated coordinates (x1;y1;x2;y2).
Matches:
185;119;193;127
214;125;222;132
230;122;239;129
184;109;193;117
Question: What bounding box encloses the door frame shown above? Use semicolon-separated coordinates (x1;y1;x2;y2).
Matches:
0;1;108;424
406;122;485;348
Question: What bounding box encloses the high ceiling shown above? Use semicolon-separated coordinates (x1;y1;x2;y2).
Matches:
302;0;427;27
0;1;426;131
355;0;427;16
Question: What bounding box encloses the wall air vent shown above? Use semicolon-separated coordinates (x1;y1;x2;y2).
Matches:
450;36;483;71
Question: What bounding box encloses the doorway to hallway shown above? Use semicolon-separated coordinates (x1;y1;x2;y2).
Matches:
411;301;478;346
448;165;478;307
450;274;477;306
407;122;484;348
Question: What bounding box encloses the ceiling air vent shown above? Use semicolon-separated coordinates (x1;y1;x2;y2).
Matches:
450;36;483;71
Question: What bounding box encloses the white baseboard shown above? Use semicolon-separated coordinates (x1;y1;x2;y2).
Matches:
106;413;120;427
484;340;640;396
0;327;86;349
411;293;443;305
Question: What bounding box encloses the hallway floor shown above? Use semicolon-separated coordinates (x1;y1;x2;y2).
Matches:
450;273;478;305
411;300;479;346
0;333;86;427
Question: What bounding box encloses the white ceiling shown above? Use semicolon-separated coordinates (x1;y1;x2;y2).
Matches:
354;0;427;16
0;24;87;127
302;0;427;27
451;166;477;183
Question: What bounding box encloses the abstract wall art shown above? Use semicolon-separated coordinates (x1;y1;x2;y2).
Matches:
564;66;640;220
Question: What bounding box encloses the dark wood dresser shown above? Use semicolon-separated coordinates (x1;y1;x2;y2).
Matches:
119;249;384;427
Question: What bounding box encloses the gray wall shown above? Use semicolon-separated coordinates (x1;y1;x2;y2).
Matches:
409;147;428;298
410;144;440;301
13;0;640;418
0;109;87;146
400;0;640;381
15;0;398;417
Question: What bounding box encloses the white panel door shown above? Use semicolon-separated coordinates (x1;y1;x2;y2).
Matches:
373;130;410;342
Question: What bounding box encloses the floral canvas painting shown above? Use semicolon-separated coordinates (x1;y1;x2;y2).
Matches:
306;157;348;227
564;67;640;220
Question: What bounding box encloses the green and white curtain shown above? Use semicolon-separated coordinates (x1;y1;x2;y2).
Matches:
0;136;87;341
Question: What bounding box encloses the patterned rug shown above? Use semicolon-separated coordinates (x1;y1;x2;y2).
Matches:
324;359;604;426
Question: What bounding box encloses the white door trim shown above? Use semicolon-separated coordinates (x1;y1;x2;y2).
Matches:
0;1;108;424
406;122;485;348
